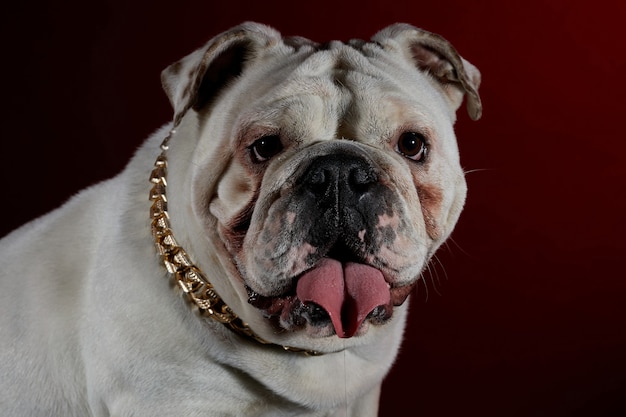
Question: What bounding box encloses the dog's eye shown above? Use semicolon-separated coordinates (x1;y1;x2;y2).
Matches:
250;135;283;162
396;132;427;162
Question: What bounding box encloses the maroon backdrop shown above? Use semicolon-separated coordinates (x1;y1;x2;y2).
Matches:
2;1;625;415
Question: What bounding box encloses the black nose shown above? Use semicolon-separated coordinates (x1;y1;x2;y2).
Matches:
301;153;378;201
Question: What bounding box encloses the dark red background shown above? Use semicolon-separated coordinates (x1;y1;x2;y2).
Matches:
2;1;625;415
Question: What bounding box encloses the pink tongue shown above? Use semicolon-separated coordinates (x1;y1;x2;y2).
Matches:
296;258;390;338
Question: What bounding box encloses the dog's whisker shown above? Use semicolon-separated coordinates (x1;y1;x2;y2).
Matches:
446;236;476;260
426;257;443;297
463;167;493;175
433;254;449;283
417;271;430;302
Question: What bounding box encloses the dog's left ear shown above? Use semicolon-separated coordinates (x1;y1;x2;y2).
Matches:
372;24;482;120
161;22;282;126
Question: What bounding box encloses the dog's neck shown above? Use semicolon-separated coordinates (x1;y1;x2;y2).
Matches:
148;128;320;356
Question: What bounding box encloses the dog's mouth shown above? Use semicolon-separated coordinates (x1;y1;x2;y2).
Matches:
247;244;416;338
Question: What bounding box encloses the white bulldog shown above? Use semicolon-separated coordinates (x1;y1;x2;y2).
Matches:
0;22;481;416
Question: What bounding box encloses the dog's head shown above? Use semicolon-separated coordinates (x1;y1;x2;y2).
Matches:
160;22;481;351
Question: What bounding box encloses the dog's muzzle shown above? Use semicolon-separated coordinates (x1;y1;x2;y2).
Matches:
248;150;417;338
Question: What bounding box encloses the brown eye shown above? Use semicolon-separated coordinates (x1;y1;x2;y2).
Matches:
250;135;283;162
396;132;427;162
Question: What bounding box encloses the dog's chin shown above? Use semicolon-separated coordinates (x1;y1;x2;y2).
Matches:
246;260;417;339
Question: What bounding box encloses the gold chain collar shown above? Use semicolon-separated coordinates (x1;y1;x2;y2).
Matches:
148;129;320;356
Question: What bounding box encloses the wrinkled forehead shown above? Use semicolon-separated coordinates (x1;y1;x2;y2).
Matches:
231;40;447;141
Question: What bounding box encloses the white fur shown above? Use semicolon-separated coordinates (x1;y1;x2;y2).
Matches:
0;22;480;416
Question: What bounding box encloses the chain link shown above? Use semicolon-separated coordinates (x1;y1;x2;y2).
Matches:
149;129;320;356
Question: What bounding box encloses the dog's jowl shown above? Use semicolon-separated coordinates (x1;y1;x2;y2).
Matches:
0;22;481;416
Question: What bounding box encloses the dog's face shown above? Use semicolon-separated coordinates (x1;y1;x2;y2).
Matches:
162;23;481;348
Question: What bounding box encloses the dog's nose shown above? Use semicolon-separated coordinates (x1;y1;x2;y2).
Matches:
301;153;378;200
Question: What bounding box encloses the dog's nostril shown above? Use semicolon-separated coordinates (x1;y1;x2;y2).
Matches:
348;166;376;192
307;168;327;185
303;167;333;197
350;168;368;185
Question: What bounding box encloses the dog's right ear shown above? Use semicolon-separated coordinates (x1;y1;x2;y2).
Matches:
161;22;282;126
